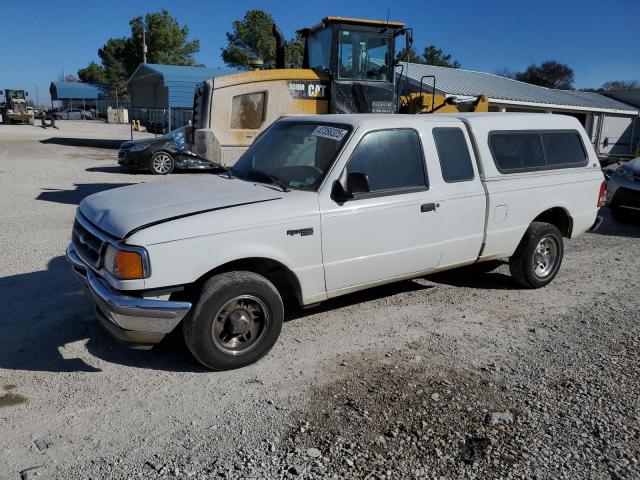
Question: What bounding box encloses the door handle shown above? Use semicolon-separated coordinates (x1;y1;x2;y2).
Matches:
421;203;438;213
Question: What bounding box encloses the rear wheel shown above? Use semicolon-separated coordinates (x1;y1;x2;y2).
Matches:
183;271;284;370
509;222;564;288
149;152;174;175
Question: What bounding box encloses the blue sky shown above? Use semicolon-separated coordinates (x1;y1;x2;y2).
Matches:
1;0;638;106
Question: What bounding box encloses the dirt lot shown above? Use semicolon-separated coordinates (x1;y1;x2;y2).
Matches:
0;121;639;480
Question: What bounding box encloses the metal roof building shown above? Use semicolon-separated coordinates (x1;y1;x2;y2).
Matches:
49;82;106;106
397;63;638;114
127;64;236;131
397;63;640;159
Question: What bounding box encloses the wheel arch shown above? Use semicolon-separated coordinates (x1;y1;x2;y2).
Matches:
531;207;573;238
192;257;303;306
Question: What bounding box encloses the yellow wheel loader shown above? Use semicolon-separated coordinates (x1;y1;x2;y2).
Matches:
0;89;35;125
191;17;488;167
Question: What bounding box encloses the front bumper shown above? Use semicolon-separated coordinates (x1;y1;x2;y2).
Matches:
66;245;191;348
117;149;148;169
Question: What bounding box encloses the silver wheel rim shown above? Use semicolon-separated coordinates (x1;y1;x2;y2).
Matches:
532;235;559;278
152;154;172;174
211;295;270;356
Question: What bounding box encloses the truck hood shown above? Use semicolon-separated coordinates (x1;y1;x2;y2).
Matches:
78;176;282;239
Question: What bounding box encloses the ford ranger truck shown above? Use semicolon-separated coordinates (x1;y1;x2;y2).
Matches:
66;113;605;370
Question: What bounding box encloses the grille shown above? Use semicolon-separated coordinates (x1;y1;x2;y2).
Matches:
118;150;126;159
72;218;105;269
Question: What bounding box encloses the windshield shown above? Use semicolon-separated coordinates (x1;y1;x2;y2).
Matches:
231;122;352;191
338;30;391;81
163;126;187;150
6;90;25;100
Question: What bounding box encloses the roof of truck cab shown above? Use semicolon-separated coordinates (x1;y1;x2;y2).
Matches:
280;112;584;130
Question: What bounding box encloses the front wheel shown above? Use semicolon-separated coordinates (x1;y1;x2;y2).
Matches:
183;271;284;370
149;152;174;175
509;222;564;288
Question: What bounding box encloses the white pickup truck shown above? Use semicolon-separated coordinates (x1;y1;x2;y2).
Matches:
66;113;605;370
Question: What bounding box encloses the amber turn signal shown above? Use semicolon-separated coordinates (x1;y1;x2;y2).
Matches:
114;250;144;280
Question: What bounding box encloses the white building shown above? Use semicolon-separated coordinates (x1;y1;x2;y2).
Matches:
398;64;640;161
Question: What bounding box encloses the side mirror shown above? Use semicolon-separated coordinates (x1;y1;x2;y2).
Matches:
331;170;370;202
25;91;29;97
347;171;370;195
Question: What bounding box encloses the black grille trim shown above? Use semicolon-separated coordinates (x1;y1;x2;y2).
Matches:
72;218;105;268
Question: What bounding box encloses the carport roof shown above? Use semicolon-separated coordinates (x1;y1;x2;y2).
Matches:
127;63;237;109
49;81;105;100
397;63;640;114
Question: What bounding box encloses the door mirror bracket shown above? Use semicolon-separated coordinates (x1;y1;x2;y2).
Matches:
331;170;371;202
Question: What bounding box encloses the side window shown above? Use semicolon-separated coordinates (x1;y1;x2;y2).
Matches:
433;128;475;182
542;132;586;166
308;28;332;70
346;129;427;194
230;92;266;129
489;133;545;172
490;131;587;173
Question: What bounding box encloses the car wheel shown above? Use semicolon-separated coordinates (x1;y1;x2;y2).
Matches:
149;152;174;175
509;222;564;289
183;271;284;371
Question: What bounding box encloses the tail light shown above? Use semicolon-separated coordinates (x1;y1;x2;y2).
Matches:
597;181;607;207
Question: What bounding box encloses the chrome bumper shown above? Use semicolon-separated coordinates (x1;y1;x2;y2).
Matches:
66;245;191;348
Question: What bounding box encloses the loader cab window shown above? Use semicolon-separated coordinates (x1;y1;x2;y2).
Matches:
230;92;266;130
338;30;391;81
307;27;332;71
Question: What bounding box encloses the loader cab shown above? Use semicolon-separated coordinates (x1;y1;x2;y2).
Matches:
301;17;406;114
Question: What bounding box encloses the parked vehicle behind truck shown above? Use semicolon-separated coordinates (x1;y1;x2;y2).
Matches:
189;16;488;167
66;113;604;370
0;89;34;125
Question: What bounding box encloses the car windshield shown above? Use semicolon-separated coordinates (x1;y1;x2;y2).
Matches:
162;126;187;150
230;121;352;191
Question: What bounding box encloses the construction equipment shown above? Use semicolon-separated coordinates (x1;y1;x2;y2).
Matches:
0;89;34;125
191;17;489;166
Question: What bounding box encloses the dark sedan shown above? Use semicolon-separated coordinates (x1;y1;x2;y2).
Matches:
118;126;214;175
606;157;640;224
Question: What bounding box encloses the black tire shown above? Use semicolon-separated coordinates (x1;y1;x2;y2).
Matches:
149;151;175;175
183;271;284;370
509;222;564;289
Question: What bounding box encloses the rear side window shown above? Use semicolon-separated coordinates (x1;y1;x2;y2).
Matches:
542;132;586;166
489;131;586;173
433;128;475;182
347;129;427;194
230;92;266;129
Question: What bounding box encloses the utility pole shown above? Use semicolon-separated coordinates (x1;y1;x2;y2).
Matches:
35;85;39;108
142;19;148;64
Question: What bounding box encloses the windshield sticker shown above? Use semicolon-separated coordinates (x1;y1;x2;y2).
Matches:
312;126;348;141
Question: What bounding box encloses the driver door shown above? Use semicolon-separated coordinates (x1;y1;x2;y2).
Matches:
319;128;443;295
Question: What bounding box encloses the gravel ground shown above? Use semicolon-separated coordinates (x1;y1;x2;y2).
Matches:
0;122;638;479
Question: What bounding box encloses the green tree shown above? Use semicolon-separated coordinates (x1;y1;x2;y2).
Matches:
515;60;574;90
395;47;422;63
422;45;460;68
285;33;304;68
129;11;200;68
221;10;303;69
78;61;107;84
600;80;639;91
78;10;200;99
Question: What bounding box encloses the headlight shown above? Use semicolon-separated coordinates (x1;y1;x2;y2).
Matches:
129;143;151;152
617;166;635;181
104;244;149;280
